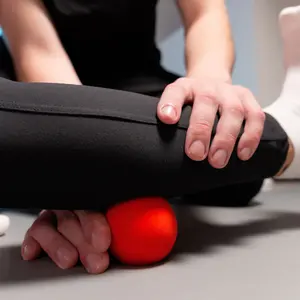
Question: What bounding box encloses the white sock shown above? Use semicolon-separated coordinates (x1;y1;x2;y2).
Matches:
0;214;10;236
264;6;300;179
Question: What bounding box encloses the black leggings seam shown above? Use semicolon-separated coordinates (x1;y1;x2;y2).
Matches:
0;100;171;128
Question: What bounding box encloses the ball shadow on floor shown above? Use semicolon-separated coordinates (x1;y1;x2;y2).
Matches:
170;203;300;260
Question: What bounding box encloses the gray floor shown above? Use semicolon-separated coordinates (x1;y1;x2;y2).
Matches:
1;180;300;299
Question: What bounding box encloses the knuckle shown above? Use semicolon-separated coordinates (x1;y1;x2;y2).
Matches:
245;131;262;145
163;84;175;94
196;86;218;102
235;84;258;102
189;120;212;135
234;85;243;90
164;82;187;97
216;132;237;147
212;139;235;154
198;94;218;106
235;85;247;93
235;85;252;97
196;85;218;101
175;77;189;85
57;219;73;234
48;235;61;247
224;132;238;143
255;110;266;122
245;105;265;119
226;104;244;117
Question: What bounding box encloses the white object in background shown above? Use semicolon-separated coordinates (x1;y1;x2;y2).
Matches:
261;178;275;192
0;214;10;236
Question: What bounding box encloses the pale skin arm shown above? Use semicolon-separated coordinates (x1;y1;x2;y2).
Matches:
157;0;265;167
177;0;234;82
0;0;81;84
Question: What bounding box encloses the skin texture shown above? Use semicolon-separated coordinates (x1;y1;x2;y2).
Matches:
0;0;265;273
0;0;81;84
22;210;111;274
157;0;265;168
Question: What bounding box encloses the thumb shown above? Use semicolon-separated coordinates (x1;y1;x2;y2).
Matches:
157;80;189;124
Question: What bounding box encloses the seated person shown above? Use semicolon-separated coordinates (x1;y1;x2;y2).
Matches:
0;1;298;274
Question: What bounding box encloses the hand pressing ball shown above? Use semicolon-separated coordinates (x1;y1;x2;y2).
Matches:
106;197;177;265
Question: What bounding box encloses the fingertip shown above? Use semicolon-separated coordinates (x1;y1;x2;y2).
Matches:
82;252;110;274
55;247;78;270
158;104;179;124
238;147;253;161
237;133;260;161
208;148;230;169
21;236;41;261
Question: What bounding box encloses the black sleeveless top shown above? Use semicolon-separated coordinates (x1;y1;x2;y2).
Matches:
42;0;162;80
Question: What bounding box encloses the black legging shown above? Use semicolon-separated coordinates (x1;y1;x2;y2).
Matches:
0;77;288;209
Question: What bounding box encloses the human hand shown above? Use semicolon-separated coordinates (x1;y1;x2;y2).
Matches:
157;77;265;168
21;210;111;274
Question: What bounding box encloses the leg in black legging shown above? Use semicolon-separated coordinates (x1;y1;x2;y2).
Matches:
0;41;274;208
0;77;288;210
112;67;266;207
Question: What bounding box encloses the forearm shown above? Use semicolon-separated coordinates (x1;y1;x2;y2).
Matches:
14;48;82;85
0;0;81;85
179;1;234;82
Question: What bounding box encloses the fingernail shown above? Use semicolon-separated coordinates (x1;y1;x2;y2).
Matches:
85;253;105;274
56;248;73;269
212;149;228;167
189;141;206;159
22;242;35;260
240;148;253;160
161;105;177;119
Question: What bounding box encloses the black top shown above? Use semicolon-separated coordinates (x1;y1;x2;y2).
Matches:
42;0;162;80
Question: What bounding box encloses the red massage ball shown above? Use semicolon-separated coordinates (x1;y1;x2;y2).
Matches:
106;196;178;265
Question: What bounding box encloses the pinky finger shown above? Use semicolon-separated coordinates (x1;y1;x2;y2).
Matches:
21;235;42;261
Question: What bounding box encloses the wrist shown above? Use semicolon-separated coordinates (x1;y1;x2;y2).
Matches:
15;51;82;85
187;66;232;83
185;53;233;83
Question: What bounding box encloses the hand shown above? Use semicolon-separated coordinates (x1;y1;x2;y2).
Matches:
21;210;111;274
157;77;265;168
